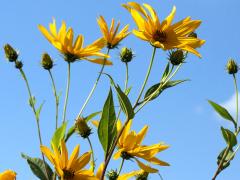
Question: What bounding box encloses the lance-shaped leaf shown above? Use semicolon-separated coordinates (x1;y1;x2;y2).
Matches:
144;80;189;101
221;127;237;148
98;88;117;155
161;62;170;81
208;100;236;128
115;85;134;119
103;73;134;119
51;122;67;149
217;148;234;171
21;153;53;180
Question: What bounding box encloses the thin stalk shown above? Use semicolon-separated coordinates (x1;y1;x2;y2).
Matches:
233;74;239;124
19;68;49;180
77;48;110;118
62;62;71;123
87;137;95;172
48;70;59;129
117;158;125;176
133;47;156;108
124;62;129;92
135;63;183;114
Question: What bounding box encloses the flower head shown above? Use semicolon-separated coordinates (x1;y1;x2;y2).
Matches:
123;2;205;57
38;19;111;64
0;170;16;180
226;59;238;74
97;16;130;49
40;140;97;180
114;120;169;173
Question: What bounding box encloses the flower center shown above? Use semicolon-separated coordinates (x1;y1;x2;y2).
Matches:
121;151;133;160
63;169;75;179
153;30;167;43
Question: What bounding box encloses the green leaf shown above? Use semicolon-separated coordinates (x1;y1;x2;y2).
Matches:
217;148;234;171
65;125;75;142
29;96;36;108
115;85;134;119
208;100;236;127
161;62;170;81
125;86;132;96
221;127;237;148
51;122;67;149
144;80;189;101
36;101;45;121
98;88;117;155
85;111;102;122
103;73;134;119
21;153;53;180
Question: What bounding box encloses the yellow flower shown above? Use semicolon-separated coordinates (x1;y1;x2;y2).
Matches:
114;120;169;173
40;140;97;180
123;2;205;57
38;19;112;64
97;16;130;49
96;163;141;180
0;170;16;180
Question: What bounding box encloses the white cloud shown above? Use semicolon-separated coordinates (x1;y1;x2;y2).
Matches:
221;92;240;116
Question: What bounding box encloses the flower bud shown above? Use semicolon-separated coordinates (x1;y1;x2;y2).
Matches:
226;59;238;74
15;60;23;69
41;53;53;70
168;49;185;65
4;44;18;62
120;47;134;63
75;117;91;138
107;170;118;180
188;32;198;38
136;171;149;180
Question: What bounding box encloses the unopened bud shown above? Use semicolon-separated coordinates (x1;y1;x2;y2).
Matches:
15;60;23;69
41;53;53;70
4;44;18;62
75;117;91;138
168;50;185;65
120;47;134;63
226;59;238;74
136;171;149;180
107;170;118;180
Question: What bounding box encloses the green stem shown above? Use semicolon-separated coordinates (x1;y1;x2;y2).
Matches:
48;70;59;129
19;68;50;180
124;62;129;92
87;137;95;172
62;62;71;123
117;158;125;176
135;63;183;114
133;47;156;108
77;49;110;118
233;74;239;125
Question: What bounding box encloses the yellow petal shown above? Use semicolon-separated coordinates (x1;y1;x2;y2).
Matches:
147;157;170;166
38;25;54;43
49;18;57;36
73;152;91;171
135;158;158;173
60;140;68;168
161;6;176;31
119;120;132;146
91;120;99;127
96;163;104;178
67;144;80;169
136;125;148;145
84;58;112;65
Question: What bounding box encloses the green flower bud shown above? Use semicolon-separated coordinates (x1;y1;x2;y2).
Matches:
120;47;134;63
15;60;23;69
107;170;118;180
168;49;186;66
4;44;18;62
75;117;92;138
41;53;53;70
136;171;149;180
226;59;238;74
188;32;198;38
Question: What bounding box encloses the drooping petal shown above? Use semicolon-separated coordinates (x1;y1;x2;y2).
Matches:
135;158;159;173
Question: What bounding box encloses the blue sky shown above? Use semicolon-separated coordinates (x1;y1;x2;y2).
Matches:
0;0;240;179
